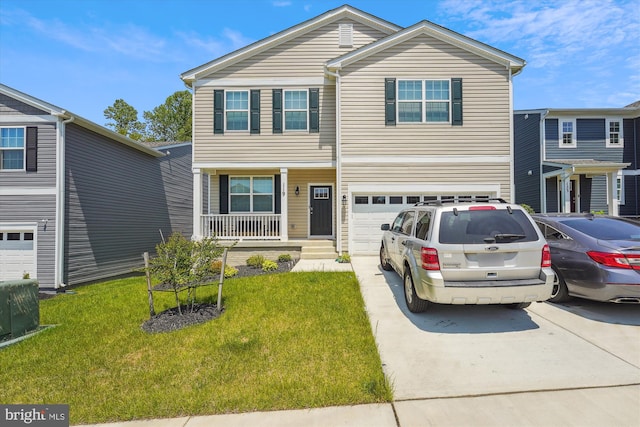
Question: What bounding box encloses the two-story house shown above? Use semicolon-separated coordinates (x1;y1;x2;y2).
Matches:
0;84;192;289
514;103;640;217
181;4;526;255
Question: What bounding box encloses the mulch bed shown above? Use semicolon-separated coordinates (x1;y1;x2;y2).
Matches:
142;259;298;334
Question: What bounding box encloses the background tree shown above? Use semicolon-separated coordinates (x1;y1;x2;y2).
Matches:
143;90;192;142
103;99;145;140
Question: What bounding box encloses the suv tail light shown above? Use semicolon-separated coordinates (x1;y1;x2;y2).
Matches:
541;244;552;268
421;247;440;270
587;251;640;270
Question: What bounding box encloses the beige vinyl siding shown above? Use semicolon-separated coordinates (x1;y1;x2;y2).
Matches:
287;169;336;238
192;19;389;165
194;85;336;163
340;35;512;157
203;20;387;79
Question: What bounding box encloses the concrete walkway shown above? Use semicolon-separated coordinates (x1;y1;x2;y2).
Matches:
79;257;640;427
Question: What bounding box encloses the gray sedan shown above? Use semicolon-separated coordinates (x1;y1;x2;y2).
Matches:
533;214;640;304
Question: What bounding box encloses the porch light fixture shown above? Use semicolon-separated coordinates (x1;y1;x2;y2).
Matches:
295;186;300;196
342;195;347;206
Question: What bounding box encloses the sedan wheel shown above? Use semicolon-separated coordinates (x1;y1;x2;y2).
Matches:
549;267;570;303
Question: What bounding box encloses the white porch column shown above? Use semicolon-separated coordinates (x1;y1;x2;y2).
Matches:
280;168;288;241
561;174;571;213
193;168;202;239
606;171;619;216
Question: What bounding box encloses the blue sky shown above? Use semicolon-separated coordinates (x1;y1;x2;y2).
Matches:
1;0;639;125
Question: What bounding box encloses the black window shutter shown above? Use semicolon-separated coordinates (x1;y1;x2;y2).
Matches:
452;78;463;126
26;126;38;172
214;90;224;134
309;88;319;133
250;89;260;134
385;78;396;126
272;89;282;133
219;175;229;214
274;174;281;214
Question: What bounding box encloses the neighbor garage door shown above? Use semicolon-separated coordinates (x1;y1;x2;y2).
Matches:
0;230;36;282
350;194;492;255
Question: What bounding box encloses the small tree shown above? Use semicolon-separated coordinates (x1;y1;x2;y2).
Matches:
104;99;146;140
149;233;223;314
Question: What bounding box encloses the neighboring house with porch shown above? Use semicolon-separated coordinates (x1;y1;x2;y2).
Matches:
514;103;640;217
0;84;192;289
181;4;526;255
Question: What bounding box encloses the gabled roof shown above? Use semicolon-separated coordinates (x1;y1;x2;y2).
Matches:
180;4;401;83
326;20;526;74
0;83;163;158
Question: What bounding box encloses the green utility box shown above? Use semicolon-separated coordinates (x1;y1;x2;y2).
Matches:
0;279;40;340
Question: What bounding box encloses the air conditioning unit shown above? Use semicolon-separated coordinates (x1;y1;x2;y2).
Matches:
0;280;39;340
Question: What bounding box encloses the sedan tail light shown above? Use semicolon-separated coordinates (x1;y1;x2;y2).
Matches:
587;251;640;270
542;244;552;268
421;247;440;270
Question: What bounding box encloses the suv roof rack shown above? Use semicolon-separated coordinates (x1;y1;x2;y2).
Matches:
413;197;507;207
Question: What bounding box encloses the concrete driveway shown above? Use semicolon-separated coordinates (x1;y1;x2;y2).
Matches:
351;256;640;426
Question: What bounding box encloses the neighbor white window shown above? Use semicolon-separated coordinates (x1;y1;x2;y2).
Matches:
559;120;576;148
0;127;25;170
229;176;273;212
606;118;623;147
398;80;450;123
284;90;308;131
225;91;249;131
617;173;625;205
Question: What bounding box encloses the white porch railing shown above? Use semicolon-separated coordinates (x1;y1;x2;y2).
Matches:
201;214;281;240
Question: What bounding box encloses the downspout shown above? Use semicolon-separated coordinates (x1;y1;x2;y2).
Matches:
324;66;342;254
54;113;75;289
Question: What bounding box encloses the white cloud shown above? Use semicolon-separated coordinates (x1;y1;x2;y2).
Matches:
273;1;292;6
2;8;168;61
177;28;254;57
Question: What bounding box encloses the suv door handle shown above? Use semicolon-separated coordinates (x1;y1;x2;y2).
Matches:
401;241;408;246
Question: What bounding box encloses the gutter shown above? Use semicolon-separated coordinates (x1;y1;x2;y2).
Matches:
54;113;74;289
324;66;343;255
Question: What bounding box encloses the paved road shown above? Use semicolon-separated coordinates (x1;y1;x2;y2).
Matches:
352;256;640;426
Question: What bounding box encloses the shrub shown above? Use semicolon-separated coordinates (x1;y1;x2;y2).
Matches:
519;203;535;215
277;253;293;262
211;260;238;278
336;253;351;263
246;254;266;268
262;260;278;272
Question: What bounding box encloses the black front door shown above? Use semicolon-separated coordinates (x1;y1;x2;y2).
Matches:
310;186;332;236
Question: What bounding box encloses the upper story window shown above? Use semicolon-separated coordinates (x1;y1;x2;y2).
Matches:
225;91;249;131
559;120;576;148
229;176;273;212
606;118;623;148
0;127;25;171
398;79;450;123
284;90;308;131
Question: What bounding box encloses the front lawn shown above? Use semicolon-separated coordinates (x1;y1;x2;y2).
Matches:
0;272;391;425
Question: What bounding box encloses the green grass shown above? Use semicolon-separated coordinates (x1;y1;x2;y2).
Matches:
0;272;391;425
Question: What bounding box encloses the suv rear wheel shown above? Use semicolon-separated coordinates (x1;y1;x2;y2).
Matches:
380;245;393;271
404;269;429;313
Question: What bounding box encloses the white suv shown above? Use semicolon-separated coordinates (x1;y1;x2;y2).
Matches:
379;199;554;312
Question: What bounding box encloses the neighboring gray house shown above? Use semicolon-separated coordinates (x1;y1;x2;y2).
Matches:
0;84;192;289
514;104;640;217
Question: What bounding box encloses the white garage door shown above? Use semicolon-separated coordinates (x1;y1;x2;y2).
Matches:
350;194;492;255
0;230;36;282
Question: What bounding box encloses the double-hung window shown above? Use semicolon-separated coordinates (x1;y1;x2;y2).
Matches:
0;127;25;170
398;79;450;123
229;176;273;212
606;118;623;147
559;120;576;148
225;91;249;131
284;90;308;131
